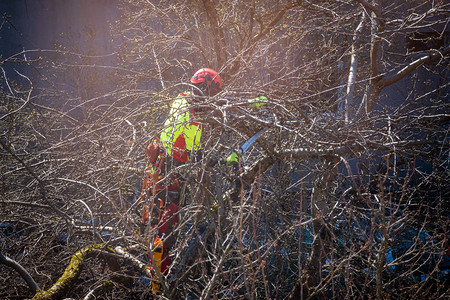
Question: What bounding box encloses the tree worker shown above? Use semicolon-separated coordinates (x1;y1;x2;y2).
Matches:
141;67;267;292
160;67;222;163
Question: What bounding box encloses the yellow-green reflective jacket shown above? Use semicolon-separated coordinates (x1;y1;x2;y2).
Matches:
160;92;202;162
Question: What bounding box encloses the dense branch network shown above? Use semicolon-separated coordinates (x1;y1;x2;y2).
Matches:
1;0;448;299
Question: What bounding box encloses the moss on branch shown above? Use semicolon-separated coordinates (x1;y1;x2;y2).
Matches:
32;244;110;300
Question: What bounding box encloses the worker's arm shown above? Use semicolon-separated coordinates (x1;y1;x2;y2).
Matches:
247;96;268;108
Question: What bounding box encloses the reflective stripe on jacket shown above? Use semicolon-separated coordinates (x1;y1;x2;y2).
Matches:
160;92;202;162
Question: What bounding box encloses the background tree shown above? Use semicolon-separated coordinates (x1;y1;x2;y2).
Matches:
1;0;448;299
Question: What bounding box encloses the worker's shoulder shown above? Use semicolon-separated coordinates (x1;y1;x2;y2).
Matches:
172;91;192;105
177;91;192;98
169;92;191;110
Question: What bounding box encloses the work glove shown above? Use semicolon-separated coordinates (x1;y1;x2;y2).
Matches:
226;151;239;165
226;151;241;172
247;96;268;108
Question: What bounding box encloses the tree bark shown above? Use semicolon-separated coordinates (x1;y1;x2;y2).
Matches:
201;0;228;69
345;11;366;122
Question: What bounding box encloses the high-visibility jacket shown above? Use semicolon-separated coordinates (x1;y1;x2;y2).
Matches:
160;92;202;162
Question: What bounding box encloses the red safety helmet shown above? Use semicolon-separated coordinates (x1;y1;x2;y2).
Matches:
190;68;222;96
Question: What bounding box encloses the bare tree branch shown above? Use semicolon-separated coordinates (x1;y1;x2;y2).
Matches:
0;252;39;294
